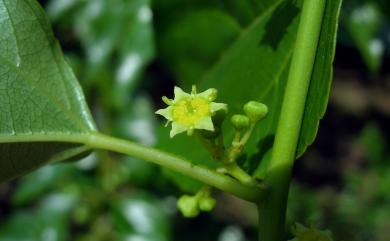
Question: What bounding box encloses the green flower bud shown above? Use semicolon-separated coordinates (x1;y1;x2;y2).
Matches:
177;195;199;218
243;101;268;122
199;196;216;212
231;114;250;130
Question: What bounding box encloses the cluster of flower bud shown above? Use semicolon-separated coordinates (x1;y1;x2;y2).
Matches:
177;193;216;218
231;101;268;131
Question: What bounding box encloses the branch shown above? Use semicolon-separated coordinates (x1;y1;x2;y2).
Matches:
85;133;268;202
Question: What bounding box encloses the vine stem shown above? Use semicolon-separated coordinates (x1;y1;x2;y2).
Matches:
85;132;267;202
258;0;326;241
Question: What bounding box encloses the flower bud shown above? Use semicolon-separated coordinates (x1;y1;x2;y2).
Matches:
231;114;250;130
243;101;268;122
199;196;216;212
177;195;199;218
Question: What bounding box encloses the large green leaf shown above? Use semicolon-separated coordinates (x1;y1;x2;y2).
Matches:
296;0;342;158
157;9;241;88
155;0;341;186
0;0;96;182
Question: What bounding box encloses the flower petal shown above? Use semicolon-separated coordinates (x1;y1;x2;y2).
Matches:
170;122;188;137
194;117;214;131
210;102;227;113
155;106;173;121
197;88;217;101
174;86;190;101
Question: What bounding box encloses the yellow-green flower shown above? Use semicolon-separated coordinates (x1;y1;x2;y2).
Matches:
156;86;227;137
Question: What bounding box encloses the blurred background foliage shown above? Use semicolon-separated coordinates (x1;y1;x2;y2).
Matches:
0;0;389;240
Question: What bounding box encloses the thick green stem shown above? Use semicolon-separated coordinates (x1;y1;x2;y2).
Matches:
85;133;266;202
258;0;326;241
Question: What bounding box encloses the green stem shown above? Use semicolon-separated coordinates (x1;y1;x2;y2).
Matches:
225;163;257;186
227;124;254;164
239;123;255;147
1;132;266;201
85;132;267;202
258;0;326;240
196;131;257;185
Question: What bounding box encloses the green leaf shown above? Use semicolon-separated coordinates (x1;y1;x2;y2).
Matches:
158;9;241;89
155;0;341;181
154;0;277;90
0;0;96;182
296;0;342;158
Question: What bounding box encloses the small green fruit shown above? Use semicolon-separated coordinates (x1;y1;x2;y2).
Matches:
243;101;268;122
177;195;199;218
231;114;250;130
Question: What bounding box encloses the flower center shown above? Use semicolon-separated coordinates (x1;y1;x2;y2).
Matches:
172;97;210;126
